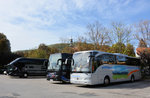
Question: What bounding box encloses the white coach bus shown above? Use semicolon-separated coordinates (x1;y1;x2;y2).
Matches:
71;50;141;85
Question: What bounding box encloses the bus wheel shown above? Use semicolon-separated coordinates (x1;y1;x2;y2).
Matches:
23;73;28;78
131;75;135;82
104;76;110;86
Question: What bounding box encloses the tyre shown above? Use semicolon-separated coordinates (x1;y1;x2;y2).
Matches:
19;74;23;78
131;75;135;82
47;77;50;81
104;76;110;86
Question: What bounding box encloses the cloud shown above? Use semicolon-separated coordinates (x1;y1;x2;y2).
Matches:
0;0;149;51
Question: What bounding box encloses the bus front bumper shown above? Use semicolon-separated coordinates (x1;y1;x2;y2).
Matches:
47;72;61;81
71;80;92;85
71;76;92;85
70;73;93;85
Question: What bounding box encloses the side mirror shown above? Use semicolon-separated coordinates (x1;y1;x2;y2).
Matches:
65;59;68;65
65;58;74;65
57;59;62;65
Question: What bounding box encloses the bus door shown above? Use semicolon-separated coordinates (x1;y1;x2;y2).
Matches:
15;62;25;72
61;59;71;82
91;56;103;83
61;64;69;82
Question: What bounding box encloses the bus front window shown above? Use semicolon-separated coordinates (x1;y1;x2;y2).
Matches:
72;52;91;73
48;54;61;71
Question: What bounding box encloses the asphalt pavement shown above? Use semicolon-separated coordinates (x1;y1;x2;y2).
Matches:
0;75;150;98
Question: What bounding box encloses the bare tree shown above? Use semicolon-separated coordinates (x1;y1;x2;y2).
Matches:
135;20;150;47
109;22;132;45
77;36;87;43
86;21;110;49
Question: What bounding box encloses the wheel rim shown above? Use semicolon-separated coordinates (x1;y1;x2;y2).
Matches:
24;73;27;77
131;76;134;82
104;78;109;85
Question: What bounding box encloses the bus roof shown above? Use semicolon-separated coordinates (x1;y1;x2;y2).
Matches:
49;53;72;59
73;50;139;59
74;50;106;54
49;53;72;56
17;57;48;60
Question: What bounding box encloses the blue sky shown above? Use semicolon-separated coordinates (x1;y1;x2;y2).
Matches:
0;0;150;51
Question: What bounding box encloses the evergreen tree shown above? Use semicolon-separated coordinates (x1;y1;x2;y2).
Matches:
111;42;126;54
124;43;135;56
0;33;11;54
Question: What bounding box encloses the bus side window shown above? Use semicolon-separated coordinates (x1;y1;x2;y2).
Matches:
102;54;115;64
116;56;126;65
126;57;140;66
96;56;103;66
92;56;103;72
41;66;46;70
102;55;109;64
135;59;140;66
109;55;116;64
29;66;34;68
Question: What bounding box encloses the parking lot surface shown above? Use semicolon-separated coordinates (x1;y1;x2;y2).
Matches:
0;75;150;98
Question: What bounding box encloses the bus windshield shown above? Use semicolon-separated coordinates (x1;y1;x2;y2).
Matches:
72;52;91;73
8;58;20;65
48;54;61;71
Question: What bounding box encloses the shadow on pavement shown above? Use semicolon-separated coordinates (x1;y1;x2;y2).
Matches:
77;80;150;89
51;81;72;85
8;75;46;79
